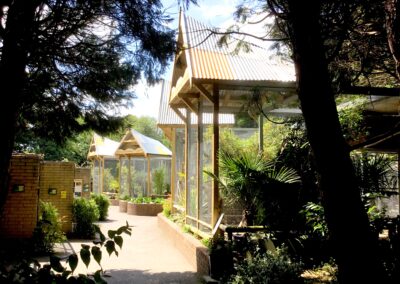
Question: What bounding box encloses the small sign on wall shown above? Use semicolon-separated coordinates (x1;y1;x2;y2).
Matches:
60;191;67;199
48;188;57;195
12;184;24;193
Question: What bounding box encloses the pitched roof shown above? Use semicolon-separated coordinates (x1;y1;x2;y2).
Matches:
87;133;119;159
115;129;172;157
182;15;295;82
157;79;235;127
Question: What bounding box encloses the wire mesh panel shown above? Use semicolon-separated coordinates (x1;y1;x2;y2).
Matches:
131;158;147;197
119;158;129;197
150;158;171;196
200;125;212;226
92;159;100;194
187;114;198;222
174;128;185;208
103;159;118;193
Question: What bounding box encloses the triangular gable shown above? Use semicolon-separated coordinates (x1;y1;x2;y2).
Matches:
87;133;119;159
115;129;172;157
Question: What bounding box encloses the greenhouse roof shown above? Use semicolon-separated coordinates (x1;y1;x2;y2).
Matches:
115;129;172;157
87;133;119;159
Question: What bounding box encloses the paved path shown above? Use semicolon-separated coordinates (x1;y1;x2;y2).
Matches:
51;205;201;284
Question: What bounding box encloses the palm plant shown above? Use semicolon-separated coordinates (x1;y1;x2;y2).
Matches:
206;150;300;226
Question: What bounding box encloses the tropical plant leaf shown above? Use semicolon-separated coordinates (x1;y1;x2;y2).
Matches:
105;240;116;256
91;246;102;266
68;253;79;273
80;247;91;267
50;255;65;273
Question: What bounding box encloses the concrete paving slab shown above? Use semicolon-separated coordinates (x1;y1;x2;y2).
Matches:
50;205;202;284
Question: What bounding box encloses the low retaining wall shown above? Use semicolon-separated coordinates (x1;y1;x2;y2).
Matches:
128;203;163;216
119;200;127;212
157;213;210;276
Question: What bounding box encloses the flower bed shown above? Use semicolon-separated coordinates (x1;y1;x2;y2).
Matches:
127;202;163;216
119;200;127;212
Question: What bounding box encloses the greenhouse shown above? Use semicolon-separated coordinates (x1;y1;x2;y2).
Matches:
115;129;172;198
87;133;120;196
158;12;298;236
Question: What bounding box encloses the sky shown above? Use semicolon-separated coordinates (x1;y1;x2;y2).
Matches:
119;0;240;119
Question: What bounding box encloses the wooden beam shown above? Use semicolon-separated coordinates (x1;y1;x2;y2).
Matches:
182;97;198;115
178;92;200;99
171;128;176;214
197;100;203;230
172;106;187;122
259;115;264;153
194;83;215;104
184;112;189;225
342;86;400;97
147;156;151;196
212;84;220;228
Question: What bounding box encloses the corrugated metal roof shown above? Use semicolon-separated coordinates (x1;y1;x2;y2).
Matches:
130;129;172;156
182;14;295;82
158;80;235;126
87;133;119;158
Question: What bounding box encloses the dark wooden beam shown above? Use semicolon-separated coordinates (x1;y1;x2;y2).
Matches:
182;97;198;115
343;86;400;97
194;83;215;104
172;106;187;122
178;92;200;99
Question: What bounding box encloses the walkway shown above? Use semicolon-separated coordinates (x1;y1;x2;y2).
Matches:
52;205;201;284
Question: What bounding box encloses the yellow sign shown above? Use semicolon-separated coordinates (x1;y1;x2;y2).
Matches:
61;191;67;199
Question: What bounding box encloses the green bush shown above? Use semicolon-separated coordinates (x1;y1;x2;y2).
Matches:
229;247;304;284
32;201;66;254
162;198;172;217
72;198;99;238
91;193;110;221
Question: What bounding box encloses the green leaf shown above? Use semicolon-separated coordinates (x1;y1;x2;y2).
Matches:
94;270;107;284
114;235;123;249
80;247;91;267
68;253;78;273
108;230;116;239
81;244;90;250
50;255;65;273
105;240;116;256
91;246;102;266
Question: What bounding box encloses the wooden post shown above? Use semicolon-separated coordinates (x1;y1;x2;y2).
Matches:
212;84;220;228
171;128;176;213
398;151;400;216
128;156;131;197
185;109;189;224
118;157;121;198
259;115;264;153
101;157;105;194
147;156;151;196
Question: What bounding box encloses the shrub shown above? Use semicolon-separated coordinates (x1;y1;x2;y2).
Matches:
91;193;110;221
229;247;304;284
32;201;66;254
162;198;172;217
72;198;99;238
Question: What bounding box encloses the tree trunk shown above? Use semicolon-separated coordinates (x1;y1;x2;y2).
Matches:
0;1;36;213
286;1;385;283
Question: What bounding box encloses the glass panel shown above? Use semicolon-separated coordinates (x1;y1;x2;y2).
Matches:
103;159;118;194
150;158;172;196
187;113;198;219
92;160;100;194
131;158;147;197
174;128;185;208
119;158;129;197
200;125;212;225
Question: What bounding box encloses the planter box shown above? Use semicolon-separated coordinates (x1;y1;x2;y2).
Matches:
128;203;163;216
110;199;119;206
157;213;210;276
119;200;127;212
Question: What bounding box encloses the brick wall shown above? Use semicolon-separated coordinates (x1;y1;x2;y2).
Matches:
39;161;75;233
0;154;42;238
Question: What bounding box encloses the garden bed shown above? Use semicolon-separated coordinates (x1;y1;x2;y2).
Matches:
128;203;163;216
157;213;210;276
119;200;127;212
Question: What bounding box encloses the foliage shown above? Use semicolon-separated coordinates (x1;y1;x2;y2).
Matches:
72;198;100;239
131;196;163;204
0;223;131;283
206;150;300;226
299;202;328;238
152;167;166;195
32;201;66;254
229;246;304;284
162;198;172;217
91;194;111;221
338;99;368;143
